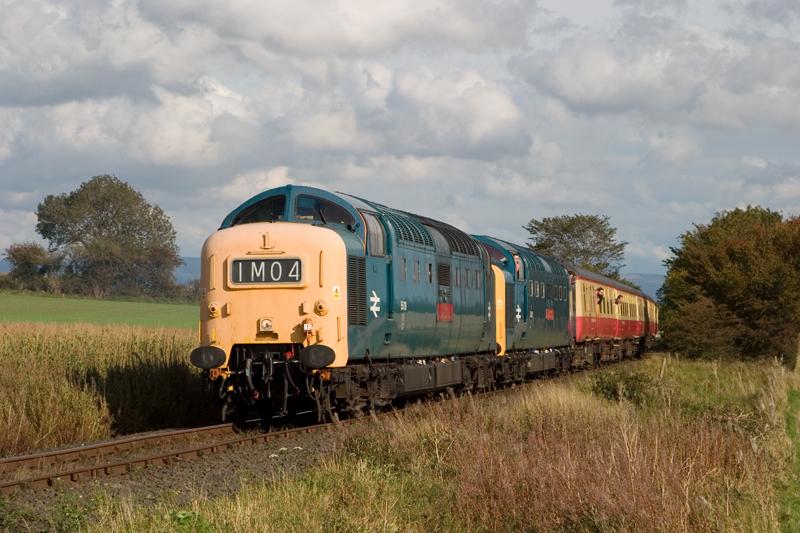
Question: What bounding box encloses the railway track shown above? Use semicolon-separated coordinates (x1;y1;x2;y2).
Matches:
0;359;630;496
0;420;350;496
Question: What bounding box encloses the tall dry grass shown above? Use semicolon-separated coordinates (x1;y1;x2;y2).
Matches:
75;356;795;533
0;322;214;456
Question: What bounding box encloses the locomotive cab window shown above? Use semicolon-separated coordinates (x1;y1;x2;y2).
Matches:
294;195;355;226
230;195;286;225
361;212;385;257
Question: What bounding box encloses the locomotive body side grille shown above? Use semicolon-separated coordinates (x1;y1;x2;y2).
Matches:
347;256;367;326
437;263;451;287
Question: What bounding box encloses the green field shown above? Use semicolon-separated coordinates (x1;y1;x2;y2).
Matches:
0;291;197;328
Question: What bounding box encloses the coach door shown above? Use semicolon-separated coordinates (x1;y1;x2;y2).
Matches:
568;275;576;339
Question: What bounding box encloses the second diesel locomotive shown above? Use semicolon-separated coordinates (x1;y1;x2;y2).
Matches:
190;185;658;422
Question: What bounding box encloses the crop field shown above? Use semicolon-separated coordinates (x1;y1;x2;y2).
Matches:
0;322;213;456
2;351;798;532
0;291;197;328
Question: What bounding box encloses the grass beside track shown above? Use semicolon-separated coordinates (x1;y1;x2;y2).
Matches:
0;322;214;456
0;291;197;328
781;388;800;531
5;355;796;532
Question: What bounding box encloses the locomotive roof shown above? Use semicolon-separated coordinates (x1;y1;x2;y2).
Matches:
338;192;482;256
472;235;567;276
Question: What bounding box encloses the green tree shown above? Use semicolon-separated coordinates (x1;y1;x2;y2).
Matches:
660;206;800;367
524;214;628;278
36;175;182;297
3;242;62;291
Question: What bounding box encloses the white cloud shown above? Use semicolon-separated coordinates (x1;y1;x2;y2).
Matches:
741;156;768;169
290;109;381;152
646;130;700;161
389;69;530;157
138;0;537;56
0;209;38;251
3;0;800;275
213;166;293;202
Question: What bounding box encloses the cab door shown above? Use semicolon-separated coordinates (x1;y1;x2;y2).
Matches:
491;265;506;356
361;212;391;356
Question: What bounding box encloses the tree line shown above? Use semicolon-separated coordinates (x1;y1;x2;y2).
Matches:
3;175;185;299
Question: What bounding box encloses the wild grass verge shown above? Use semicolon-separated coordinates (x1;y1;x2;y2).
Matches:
36;355;797;533
0;322;214;456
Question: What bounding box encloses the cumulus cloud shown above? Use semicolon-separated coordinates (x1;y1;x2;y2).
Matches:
0;209;38;251
387;69;530;158
513;18;800;131
737;0;800;25
614;0;687;11
137;0;537;57
2;0;800;274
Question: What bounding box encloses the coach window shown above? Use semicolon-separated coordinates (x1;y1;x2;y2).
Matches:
400;257;407;282
295;195;356;226
414;259;420;283
427;263;433;284
454;268;460;288
230;195;286;225
361;212;385;257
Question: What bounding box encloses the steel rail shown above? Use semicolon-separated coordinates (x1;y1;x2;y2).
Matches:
0;421;349;496
0;423;234;477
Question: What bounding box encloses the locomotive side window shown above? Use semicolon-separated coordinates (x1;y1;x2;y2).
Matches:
361;212;385;257
230;195;286;225
427;263;433;284
295;195;356;226
400;257;407;281
414;259;420;282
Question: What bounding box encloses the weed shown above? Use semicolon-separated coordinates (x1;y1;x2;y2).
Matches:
592;369;653;406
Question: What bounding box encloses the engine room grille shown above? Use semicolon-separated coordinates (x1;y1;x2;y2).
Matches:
414;215;480;256
347;256;367;326
383;213;434;248
437;263;451;287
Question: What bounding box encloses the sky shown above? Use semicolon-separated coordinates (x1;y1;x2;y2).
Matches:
2;0;800;274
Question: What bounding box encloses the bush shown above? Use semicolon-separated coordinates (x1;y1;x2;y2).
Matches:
592;370;653;406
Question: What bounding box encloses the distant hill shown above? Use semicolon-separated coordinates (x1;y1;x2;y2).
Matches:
622;273;664;300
